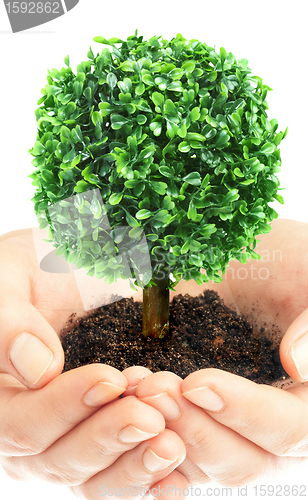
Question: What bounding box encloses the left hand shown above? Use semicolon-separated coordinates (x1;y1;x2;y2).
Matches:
126;219;308;490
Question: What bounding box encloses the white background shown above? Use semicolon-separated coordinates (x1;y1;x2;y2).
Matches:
0;0;307;498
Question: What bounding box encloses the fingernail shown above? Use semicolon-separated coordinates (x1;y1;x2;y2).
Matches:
118;425;159;444
140;393;180;421
83;382;125;407
291;332;308;381
9;333;53;385
182;386;225;412
142;447;178;472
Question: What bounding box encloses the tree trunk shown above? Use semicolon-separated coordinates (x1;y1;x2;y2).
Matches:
142;276;170;338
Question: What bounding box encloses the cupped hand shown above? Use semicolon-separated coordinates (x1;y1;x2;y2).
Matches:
0;230;186;497
132;218;308;489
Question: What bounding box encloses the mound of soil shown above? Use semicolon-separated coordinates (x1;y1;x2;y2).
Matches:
60;290;288;385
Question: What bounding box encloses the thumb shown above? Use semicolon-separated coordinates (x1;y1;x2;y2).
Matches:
0;290;64;388
280;308;308;383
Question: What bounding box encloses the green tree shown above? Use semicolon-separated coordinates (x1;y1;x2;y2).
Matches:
29;31;287;338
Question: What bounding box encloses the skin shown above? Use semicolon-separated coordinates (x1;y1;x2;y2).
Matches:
136;218;308;488
0;229;186;497
0;218;307;497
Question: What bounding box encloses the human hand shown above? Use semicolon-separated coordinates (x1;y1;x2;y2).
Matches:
132;219;308;488
0;230;185;497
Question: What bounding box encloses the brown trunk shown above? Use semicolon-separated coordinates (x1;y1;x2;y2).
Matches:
142;276;170;338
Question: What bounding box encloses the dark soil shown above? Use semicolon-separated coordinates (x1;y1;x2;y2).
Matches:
60;290;288;385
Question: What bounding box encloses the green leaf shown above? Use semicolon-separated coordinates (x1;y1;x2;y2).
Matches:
234;167;244;177
41;169;54;183
74;180;89;193
183;172;201;185
163;99;178;118
108;37;123;44
273;193;284;204
186;133;206;142
60;126;71;144
224;189;239;204
178;141;191;153
240;179;255;185
31;141;45;156
71;125;83;143
177;122;187;138
214;130;230;148
151;92;164;109
99;102;114;116
93;36;109;44
159;166;174;178
150;181;168;195
126;212;139;227
73;81;83;99
201;173;210;189
142;72;155;86
188;200;197;219
220;47;227;65
190;107;200;122
129;227;144;239
111;114;129;130
181;240;190;254
261;142;275;154
167;81;183;92
109;192;123;205
135;82;145;95
182;61;195;73
136;209;152;219
84;87;92;101
136;114;147;125
107;73;118;90
150;120;162;136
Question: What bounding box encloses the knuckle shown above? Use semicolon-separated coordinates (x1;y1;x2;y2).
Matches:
217;466;259;488
186;427;208;449
42;459;80;486
185;427;209;463
116;467;136;490
274;431;308;457
4;422;45;456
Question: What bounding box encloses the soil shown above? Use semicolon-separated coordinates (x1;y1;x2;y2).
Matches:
60;290;288;385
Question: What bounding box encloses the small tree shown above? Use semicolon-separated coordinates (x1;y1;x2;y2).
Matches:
29;31;287;339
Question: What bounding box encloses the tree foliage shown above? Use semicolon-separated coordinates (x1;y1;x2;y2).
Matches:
29;31;287;288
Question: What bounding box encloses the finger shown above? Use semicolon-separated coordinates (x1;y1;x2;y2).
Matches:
0;236;64;387
0;364;127;456
122;365;152;396
182;368;308;457
10;396;166;485
71;430;186;498
280;308;308;382
136;372;282;487
176;457;211;486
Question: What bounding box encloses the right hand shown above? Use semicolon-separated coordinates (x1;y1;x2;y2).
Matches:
0;230;185;497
